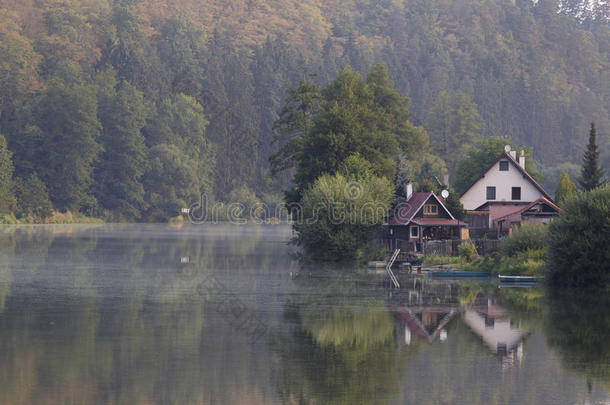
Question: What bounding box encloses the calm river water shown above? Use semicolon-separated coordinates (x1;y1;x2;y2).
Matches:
0;224;608;404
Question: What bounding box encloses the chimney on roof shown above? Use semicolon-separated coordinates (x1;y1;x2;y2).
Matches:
443;174;449;187
519;150;525;168
405;182;413;201
509;149;517;160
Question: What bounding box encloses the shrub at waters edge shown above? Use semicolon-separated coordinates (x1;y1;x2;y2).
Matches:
547;185;610;287
458;223;548;276
294;172;393;261
502;222;547;256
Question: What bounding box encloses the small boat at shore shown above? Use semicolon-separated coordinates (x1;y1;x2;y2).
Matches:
498;275;537;283
429;270;491;278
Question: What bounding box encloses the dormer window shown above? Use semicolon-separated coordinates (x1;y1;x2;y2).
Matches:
499;161;509;171
423;204;438;215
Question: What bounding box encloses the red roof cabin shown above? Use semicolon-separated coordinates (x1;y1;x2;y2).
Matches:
387;185;468;252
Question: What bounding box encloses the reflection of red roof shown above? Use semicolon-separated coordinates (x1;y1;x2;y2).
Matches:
389;192;432;225
411;218;467;226
392;305;429;338
493;196;561;223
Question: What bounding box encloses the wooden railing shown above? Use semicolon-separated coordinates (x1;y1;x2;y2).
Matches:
386;249;401;288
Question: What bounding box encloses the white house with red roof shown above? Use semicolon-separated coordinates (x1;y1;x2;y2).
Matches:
459;148;560;235
387;184;468;251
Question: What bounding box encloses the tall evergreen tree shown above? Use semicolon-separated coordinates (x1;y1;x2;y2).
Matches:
0;134;16;212
0;13;40;134
14;173;53;220
251;38;291;189
269;76;321;176
156;14;205;98
94;70;150;220
202;33;258;197
424;91;484;172
98;3;161;97
578;122;605;191
36;62;102;212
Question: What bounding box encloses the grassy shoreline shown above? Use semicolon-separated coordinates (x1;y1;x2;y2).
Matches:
0;212;105;225
423;225;547;278
423;251;545;277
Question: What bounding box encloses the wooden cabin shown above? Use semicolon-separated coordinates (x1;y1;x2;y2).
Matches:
387;189;468;252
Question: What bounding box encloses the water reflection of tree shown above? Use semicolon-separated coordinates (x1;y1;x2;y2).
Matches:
273;277;420;405
544;290;610;390
0;224;291;404
0;227;205;404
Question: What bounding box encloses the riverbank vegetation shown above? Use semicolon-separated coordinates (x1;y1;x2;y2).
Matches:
423;224;548;277
294;156;394;261
424;185;609;287
547;185;610;287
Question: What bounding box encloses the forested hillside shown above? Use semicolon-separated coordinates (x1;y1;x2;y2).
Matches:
0;0;607;220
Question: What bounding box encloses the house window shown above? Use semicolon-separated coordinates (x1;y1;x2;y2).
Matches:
423;204;438;215
410;226;419;238
512;187;521;200
499;161;509;171
486;186;496;200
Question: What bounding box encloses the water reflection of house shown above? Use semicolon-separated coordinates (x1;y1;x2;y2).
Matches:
390;281;528;369
464;295;527;367
390;279;460;344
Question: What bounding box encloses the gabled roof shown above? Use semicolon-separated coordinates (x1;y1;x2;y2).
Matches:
493;196;561;223
389;192;456;225
460;151;553;201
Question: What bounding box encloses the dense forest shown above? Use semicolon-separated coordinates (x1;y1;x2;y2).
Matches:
0;0;608;221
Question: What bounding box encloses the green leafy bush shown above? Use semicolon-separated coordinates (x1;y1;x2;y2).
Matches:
295;172;393;261
458;241;477;262
502;222;547;256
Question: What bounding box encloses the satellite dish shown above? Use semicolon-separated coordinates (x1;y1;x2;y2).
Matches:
504;144;512;153
441;189;449;199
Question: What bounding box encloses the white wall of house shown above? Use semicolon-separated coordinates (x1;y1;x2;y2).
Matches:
460;159;543;210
